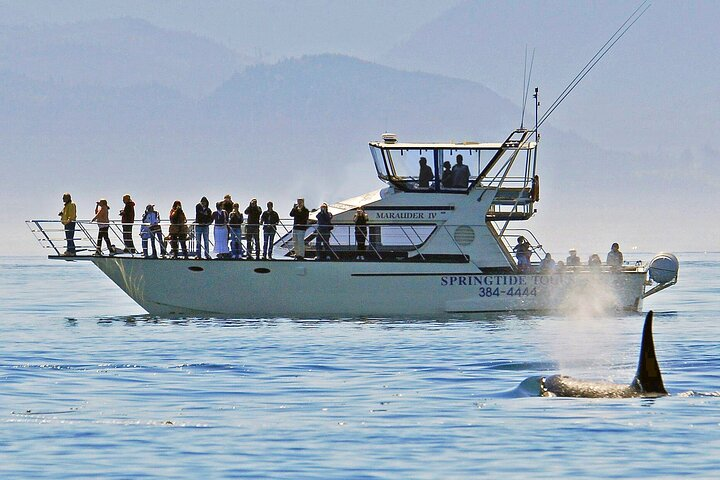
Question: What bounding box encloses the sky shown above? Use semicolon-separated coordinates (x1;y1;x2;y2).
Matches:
2;0;718;256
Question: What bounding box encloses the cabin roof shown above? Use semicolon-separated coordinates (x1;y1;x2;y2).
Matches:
368;141;537;150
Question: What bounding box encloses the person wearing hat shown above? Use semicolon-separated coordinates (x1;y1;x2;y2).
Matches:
566;249;581;266
244;198;262;259
58;192;77;256
91;198;112;256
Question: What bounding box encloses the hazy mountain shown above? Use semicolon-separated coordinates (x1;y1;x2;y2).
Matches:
380;0;720;155
0;17;253;97
3;53;716;255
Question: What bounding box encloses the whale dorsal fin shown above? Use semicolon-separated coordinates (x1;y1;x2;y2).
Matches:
631;311;667;395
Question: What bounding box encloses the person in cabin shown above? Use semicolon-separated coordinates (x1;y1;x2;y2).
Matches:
58;192;77;256
120;194;137;254
212;202;229;259
606;242;623;267
244;198;262;259
91;198;112;256
418;157;433;188
261;201;280;260
194;196;213;260
315;203;334;260
566;249;581;266
451;154;471;188
290;198;309;260
168;200;189;259
588;253;602;267
441;161;453;188
228;203;245;259
353;207;369;260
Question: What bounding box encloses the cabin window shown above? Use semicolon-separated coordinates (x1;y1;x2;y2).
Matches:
369;146;481;193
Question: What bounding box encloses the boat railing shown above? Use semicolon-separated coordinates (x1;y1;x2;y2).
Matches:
499;228;547;265
27;219;648;272
28;219;451;261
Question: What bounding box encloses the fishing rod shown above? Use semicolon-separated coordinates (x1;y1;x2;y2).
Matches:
535;0;652;130
520;46;536;129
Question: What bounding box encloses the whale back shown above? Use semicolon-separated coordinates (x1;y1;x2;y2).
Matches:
540;311;668;398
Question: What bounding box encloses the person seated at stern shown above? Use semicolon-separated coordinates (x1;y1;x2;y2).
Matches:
606;242;624;267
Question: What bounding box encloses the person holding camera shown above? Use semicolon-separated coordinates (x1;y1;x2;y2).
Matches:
289;198;309;260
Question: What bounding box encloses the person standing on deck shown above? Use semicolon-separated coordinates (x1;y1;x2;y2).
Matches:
59;193;77;256
290;198;309;260
228;203;245;259
92;198;112;256
168;200;189;259
315;203;334;260
353;207;369;260
140;204;166;258
120;194;137;254
213;202;229;259
244;198;262;259
261;201;280;260
195;196;213;260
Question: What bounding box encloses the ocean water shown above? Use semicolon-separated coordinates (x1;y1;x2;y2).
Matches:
1;253;718;479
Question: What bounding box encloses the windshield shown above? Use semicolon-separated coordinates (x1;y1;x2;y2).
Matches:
369;146;481;193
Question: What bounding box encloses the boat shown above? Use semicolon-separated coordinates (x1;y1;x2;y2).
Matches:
28;127;679;317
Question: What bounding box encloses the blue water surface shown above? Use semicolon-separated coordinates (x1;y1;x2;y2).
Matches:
0;254;718;479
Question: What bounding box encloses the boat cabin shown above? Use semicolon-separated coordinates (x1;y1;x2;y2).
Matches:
368;129;538;196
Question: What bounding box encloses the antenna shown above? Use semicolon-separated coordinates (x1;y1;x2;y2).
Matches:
520;47;535;129
535;0;652;130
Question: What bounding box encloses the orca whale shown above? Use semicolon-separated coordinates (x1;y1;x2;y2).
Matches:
539;311;668;398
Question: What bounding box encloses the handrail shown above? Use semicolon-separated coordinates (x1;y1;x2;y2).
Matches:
27;219;644;273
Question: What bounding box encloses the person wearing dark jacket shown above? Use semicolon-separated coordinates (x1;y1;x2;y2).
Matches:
289;198;309;260
168;200;188;259
120;194;137;253
315;203;334;260
418;157;433;188
228;203;245;259
221;194;234;215
244;198;262;259
261;201;280;260
353;207;369;260
195;197;213;260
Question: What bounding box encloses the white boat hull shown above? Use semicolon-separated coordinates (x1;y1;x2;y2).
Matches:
88;257;647;317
